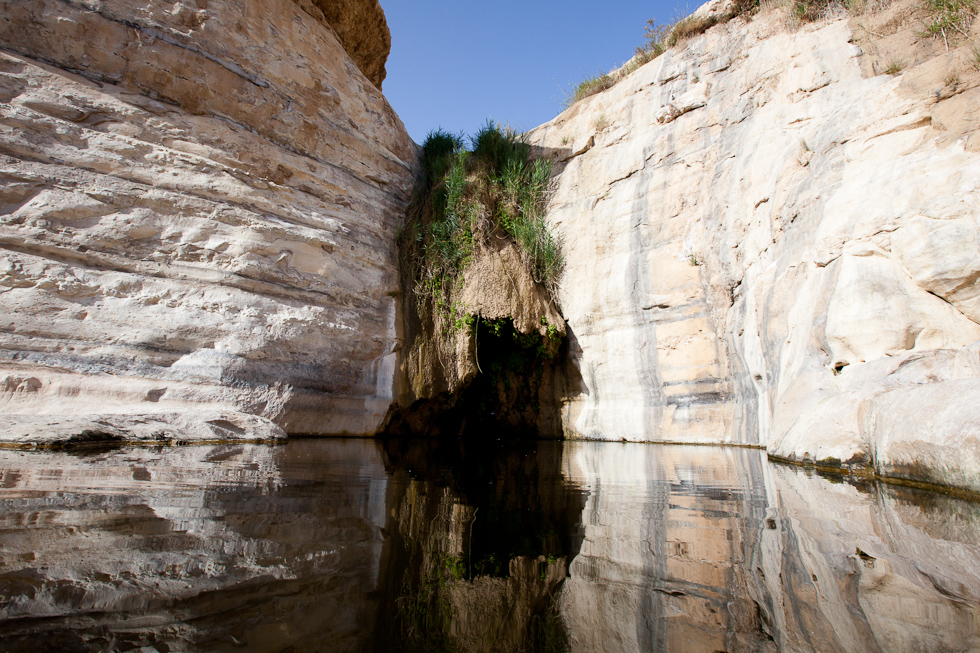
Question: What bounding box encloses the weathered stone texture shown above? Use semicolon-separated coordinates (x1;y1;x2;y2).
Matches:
296;0;392;89
0;440;389;650
0;0;417;435
530;5;980;490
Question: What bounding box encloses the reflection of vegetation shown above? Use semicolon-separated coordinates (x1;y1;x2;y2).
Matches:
378;439;586;652
442;554;466;581
394;574;457;653
523;603;571;653
393;555;473;652
391;557;570;653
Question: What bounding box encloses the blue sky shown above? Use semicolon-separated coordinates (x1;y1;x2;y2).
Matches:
381;0;699;144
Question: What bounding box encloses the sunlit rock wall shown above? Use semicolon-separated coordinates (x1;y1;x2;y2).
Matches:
0;0;417;435
530;5;980;491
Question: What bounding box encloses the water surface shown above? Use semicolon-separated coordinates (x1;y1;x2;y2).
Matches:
0;439;978;652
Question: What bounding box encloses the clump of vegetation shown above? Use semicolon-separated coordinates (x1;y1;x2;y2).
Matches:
393;560;460;652
884;59;906;73
405;122;563;327
636;19;674;62
972;42;980;69
921;0;977;45
568;72;616;104
790;0;834;22
565;2;760;108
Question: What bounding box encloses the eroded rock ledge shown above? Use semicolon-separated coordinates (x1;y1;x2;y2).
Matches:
294;0;392;89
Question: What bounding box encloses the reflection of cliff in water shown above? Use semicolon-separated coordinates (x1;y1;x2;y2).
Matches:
0;441;389;652
559;442;980;653
2;439;980;652
374;438;588;653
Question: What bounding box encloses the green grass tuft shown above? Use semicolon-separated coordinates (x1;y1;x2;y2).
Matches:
422;129;464;187
471;119;532;176
563;2;760;109
922;0;977;41
409;124;564;325
883;59;906;74
567;73;616;106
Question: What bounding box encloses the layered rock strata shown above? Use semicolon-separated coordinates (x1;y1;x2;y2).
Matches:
0;440;388;650
530;3;980;491
0;411;286;448
0;0;416;436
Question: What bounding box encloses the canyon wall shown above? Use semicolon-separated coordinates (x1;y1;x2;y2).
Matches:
530;1;980;492
0;0;416;437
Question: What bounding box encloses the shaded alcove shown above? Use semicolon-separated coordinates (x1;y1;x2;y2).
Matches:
372;437;588;652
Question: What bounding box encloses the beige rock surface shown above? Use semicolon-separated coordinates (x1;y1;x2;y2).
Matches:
297;0;392;89
0;440;389;650
530;3;980;490
0;0;417;435
0;411;286;447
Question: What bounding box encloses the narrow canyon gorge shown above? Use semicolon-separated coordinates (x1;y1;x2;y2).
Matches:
2;0;980;649
2;0;979;494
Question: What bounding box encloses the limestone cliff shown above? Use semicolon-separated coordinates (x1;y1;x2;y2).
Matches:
530;0;980;492
0;0;417;436
295;0;392;89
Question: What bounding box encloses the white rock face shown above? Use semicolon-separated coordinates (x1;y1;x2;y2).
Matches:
530;7;980;491
0;0;417;435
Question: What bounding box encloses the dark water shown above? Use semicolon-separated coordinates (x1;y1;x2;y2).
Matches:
0;439;978;652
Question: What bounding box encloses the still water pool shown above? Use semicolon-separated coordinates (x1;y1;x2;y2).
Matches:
0;439;978;652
